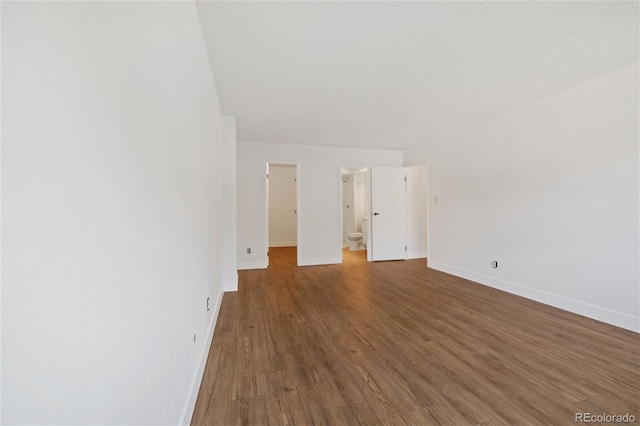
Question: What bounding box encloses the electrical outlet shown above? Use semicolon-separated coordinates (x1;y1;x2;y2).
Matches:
207;297;210;311
247;247;251;254
492;261;498;269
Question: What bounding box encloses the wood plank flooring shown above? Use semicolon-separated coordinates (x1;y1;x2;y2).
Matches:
192;247;639;425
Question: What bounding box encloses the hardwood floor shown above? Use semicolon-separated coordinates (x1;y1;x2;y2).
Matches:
192;247;639;425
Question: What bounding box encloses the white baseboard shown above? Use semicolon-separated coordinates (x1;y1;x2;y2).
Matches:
237;260;268;270
223;273;238;292
408;251;428;259
179;288;225;425
428;260;639;333
269;241;297;247
298;256;342;267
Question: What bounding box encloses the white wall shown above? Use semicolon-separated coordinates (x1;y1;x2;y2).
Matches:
1;2;230;424
406;63;639;332
407;163;428;259
268;165;297;247
238;142;403;268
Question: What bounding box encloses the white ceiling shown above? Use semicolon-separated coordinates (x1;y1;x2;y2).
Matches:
197;1;639;151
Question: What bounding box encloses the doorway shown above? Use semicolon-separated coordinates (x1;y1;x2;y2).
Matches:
340;165;408;263
340;165;370;264
267;163;299;267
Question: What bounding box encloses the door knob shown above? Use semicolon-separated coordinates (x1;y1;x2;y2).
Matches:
373;212;380;216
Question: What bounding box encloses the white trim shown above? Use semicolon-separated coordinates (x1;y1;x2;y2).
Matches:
295;165;301;266
408;251;428;259
339;165;344;262
428;260;640;333
298;256;342;267
366;168;372;262
269;241;297;247
179;289;225;425
425;159;430;260
406;160;430;261
404;158;427;168
223;273;238;292
404;167;408;260
238;260;268;270
264;162;270;268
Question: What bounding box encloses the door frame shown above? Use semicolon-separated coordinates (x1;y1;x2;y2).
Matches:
265;161;301;267
405;159;430;262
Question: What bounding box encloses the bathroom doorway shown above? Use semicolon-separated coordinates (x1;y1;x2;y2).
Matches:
340;165;370;264
266;163;299;268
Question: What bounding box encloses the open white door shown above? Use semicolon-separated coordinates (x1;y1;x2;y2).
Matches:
370;166;407;261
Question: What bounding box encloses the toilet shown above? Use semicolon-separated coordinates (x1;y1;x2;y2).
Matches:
346;233;363;251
